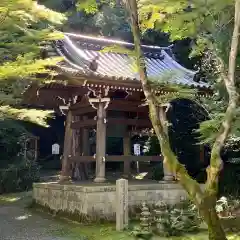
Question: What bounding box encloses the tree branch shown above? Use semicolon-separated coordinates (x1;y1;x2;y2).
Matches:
228;0;240;85
124;0;203;204
205;0;240;194
0;8;9;24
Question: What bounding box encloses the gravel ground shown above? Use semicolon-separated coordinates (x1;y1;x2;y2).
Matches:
0;193;70;240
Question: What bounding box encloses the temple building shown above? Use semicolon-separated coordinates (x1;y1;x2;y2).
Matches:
23;33;210;183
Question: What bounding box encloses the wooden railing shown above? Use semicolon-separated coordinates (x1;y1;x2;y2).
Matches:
69;155;162;180
69;155;162;163
71;118;152;129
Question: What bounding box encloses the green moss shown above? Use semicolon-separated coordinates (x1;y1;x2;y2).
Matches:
28;200;115;224
52;225;240;240
0;191;32;205
28;200;155;224
53;225;133;240
221;216;240;233
28;201;240;239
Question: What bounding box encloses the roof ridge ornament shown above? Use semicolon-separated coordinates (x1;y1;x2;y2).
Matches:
89;55;99;72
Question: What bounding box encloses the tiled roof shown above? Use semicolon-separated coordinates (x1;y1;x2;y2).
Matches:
54;33;209;89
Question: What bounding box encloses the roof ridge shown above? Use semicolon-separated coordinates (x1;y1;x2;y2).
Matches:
54;33;210;89
64;32;172;51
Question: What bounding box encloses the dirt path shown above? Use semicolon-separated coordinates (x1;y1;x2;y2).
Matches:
0;192;131;240
0;192;74;240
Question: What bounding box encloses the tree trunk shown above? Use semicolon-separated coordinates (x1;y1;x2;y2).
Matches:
202;210;226;240
124;0;203;203
124;1;239;239
199;198;227;240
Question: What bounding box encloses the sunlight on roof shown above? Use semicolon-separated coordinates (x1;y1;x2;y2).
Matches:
134;172;148;180
15;214;32;220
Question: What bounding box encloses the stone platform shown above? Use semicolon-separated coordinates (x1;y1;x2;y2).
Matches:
33;181;189;221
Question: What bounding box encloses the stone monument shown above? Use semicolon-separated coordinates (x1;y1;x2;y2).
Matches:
116;178;128;231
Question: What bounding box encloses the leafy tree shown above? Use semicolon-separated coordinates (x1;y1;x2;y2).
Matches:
42;0;200;70
123;0;240;239
0;1;65;166
40;0;132;39
0;0;64;80
0;1;65;126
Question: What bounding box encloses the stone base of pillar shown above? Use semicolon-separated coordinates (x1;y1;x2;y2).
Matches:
93;177;106;183
58;175;72;183
158;173;176;183
162;162;176;182
161;175;175;182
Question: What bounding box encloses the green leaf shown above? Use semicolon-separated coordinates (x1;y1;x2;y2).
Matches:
0;105;53;127
76;0;98;14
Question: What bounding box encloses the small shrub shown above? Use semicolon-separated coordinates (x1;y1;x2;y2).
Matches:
0;159;40;194
156;201;201;236
216;196;240;218
134;200;202;237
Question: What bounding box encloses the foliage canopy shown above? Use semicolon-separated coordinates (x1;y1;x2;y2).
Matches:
0;0;65;126
0;1;65;160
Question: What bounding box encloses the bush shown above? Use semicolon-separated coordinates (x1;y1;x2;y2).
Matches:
0;119;27;168
0;159;40;194
133;200;202;238
153;200;202;237
216;196;240;218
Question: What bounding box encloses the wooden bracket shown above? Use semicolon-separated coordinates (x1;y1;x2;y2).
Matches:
59;105;69;115
89;97;111;110
87;86;109;98
160;103;171;113
57;95;80;115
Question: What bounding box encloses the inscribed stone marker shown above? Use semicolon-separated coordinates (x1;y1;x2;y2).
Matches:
116;178;128;231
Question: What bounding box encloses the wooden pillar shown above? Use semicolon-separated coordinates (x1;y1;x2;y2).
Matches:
81;115;90;180
59;110;73;182
162;162;175;181
94;101;107;183
72;120;77;157
123;133;131;178
72;116;80;180
82;116;90;156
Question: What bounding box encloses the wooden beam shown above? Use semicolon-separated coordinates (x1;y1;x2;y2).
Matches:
72;104;147;115
71;117;151;129
108;99;148;113
72;106;96;116
107;118;152;127
71;119;96;128
71;99;148;115
70;101;91;110
106;156;161;162
69;156;94;163
69;155;161;163
70;75;142;89
108;103;148;113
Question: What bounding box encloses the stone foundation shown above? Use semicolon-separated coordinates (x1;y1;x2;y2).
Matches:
33;181;189;220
